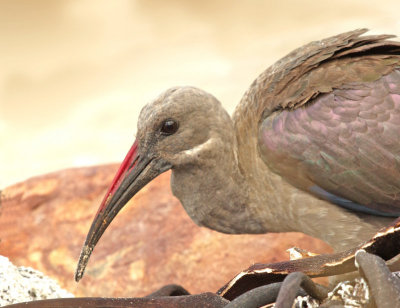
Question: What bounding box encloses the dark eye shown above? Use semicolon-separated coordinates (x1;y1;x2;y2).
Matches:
160;119;179;135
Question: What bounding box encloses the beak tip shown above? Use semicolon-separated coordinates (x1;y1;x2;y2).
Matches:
74;244;93;282
74;268;83;282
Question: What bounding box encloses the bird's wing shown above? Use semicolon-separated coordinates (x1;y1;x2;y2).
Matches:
234;30;400;216
244;30;400;217
234;31;400;188
259;69;400;216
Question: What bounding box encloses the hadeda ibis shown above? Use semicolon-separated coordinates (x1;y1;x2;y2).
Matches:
75;29;400;281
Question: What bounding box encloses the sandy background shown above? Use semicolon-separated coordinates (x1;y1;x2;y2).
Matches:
1;0;400;189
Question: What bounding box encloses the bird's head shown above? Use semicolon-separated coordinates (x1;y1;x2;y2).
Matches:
75;86;233;281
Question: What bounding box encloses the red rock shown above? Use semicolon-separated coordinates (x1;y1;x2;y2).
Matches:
0;165;332;297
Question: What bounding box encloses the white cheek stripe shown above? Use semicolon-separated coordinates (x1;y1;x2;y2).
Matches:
182;138;217;156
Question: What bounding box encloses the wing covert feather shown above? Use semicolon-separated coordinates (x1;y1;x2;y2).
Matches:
259;70;400;216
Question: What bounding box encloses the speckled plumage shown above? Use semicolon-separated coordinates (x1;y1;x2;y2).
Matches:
76;30;400;280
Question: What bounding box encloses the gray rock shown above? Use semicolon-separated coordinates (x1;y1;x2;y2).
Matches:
0;256;74;306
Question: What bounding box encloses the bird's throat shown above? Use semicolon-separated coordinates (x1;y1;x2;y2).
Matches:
170;157;268;235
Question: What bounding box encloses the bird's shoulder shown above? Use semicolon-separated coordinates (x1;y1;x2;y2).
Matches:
245;29;400;120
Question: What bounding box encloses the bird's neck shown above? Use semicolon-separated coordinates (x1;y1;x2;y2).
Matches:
170;133;269;234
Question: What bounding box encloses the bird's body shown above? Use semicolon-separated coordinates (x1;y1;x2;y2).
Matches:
170;29;400;251
76;29;400;281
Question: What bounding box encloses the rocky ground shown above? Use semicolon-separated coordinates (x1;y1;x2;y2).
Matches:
0;256;73;306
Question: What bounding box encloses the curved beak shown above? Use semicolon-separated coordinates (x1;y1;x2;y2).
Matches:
75;140;171;282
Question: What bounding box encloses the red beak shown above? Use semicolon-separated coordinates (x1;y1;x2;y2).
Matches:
75;139;171;281
96;140;139;216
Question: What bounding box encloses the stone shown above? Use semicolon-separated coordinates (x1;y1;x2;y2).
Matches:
0;164;332;298
0;255;73;306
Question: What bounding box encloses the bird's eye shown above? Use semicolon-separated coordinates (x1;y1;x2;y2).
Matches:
160;119;179;135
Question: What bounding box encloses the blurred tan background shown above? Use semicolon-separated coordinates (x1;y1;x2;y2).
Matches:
1;0;400;189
